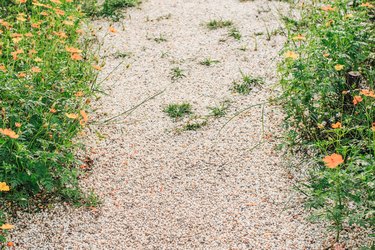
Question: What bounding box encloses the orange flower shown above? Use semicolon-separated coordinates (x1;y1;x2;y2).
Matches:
71;53;83;60
0;224;14;230
63;20;74;26
7;242;14;247
334;64;344;71
92;65;102;71
54;8;65;16
323;53;330;58
31;67;41;73
0;182;10;192
75;91;84;97
323;153;344;168
28;49;37;56
0;65;7;73
0;128;19;139
361;2;374;8
331;122;342;129
18;72;26;78
53;31;68;39
15;123;22;128
25;32;33;37
353;95;363;105
65;47;82;53
360;89;375;98
65;113;78;119
326;20;334;27
80;110;88;123
76;29;84;34
51;0;62;4
31;23;40;29
109;26;117;33
284;51;299;60
50;108;57;113
372;122;375;132
321;5;336;11
292;34;306;41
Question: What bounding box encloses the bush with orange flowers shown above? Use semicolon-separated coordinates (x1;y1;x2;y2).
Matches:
0;0;100;243
279;0;374;245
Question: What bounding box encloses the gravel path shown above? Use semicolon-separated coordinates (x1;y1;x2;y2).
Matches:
11;0;326;249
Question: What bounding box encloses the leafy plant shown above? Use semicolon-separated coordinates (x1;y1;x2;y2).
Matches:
206;19;233;30
164;103;192;119
208;101;230;117
200;58;220;66
171;67;186;80
231;73;264;95
279;0;375;245
228;27;242;40
0;0;98;243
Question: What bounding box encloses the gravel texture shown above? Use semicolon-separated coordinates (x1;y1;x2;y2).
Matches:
10;0;330;249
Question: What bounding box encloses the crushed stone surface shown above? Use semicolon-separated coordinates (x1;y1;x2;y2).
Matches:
10;0;331;249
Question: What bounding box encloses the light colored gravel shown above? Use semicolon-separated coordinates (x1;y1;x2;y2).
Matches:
9;0;332;249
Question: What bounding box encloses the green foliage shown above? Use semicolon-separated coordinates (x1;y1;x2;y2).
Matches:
231;73;264;95
279;0;375;243
228;27;242;40
208;101;230;117
80;0;139;20
199;58;220;66
164;103;192;119
206;19;233;30
0;0;97;242
182;118;208;131
170;67;185;80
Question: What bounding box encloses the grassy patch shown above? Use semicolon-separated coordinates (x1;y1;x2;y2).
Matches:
171;67;186;81
199;58;220;66
81;0;140;20
231;73;264;95
228;27;242;40
153;34;167;43
164;103;192;119
208;101;230;117
0;0;98;243
206;19;233;30
182;118;208;131
279;0;374;245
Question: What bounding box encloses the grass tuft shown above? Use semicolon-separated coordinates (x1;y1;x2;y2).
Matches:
231;73;264;95
206;19;233;30
228;27;242;40
171;67;186;80
199;58;220;66
164;103;192;119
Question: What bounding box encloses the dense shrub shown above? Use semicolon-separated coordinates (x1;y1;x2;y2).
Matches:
279;0;374;243
0;0;97;243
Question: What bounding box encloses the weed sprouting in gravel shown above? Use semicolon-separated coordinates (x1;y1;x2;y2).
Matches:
171;67;186;80
182;118;208;131
208;101;230;117
200;58;220;66
206;19;233;30
164;103;192;119
81;0;140;20
228;27;242;40
154;34;167;43
231;73;264;95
